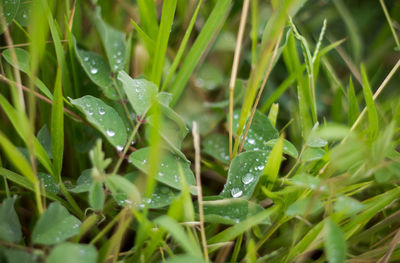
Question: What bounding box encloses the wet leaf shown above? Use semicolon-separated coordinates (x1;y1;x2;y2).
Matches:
220;150;270;200
129;147;196;194
32;202;81;245
0;0;20;34
70;95;127;149
118;71;158;117
105;174;141;207
194;63;224;91
47;243;97;263
290;173;321;190
70;169;92;193
14;0;33;26
38;172;59;194
265;138;298;158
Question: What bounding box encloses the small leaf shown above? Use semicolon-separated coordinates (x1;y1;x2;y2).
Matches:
286;197;323;217
194;63;224;91
89;181;104;211
32;202;81;245
74;44;119;100
306;135;328;148
334;196;364;216
220;150;270;200
70;169;92;193
129;147;196;194
70;95;127;149
0;0;20;34
324;219;347;263
47;243;98;263
265;139;298;158
199;198;268;225
202;134;230;164
233;110;279;151
0;197;22;243
38;172;59;194
118;71;158;117
301;147;326;162
2;48;29;73
105;175;141;207
92;9;126;72
291;173;321;190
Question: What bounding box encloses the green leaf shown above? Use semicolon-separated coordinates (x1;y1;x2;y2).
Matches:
51;70;64;177
169;0;233;106
37;125;52;159
306;136;328;148
146;183;180;209
32;202;81;245
70;169;92;193
92;9;126;72
220;150;270;199
265;139;298;158
347;77;359;126
2;48;53;100
194;63;225;91
147;103;189;159
47;243;98;263
202;134;230;164
89;181;104;211
38;172;59;194
0;197;22;243
155;215;203;257
199;198;268;225
286;197;323;217
262;137;284;190
325;219;347;263
129;147;196;194
74;44;119;100
233;110;279;151
334;196;364;216
14;0;33;27
105;174;141;207
163;255;208;263
301;147;326;162
3;249;36;263
360;64;379;140
151;0;177;86
0;0;20;34
290;173;321;190
118;71;158;116
70;95;127;149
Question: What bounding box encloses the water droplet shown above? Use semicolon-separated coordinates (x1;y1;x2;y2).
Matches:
106;130;115;137
231;188;243;198
90;68;98;74
117;51;122;56
116;59;122;64
160;186;170;194
248;138;255;145
242;173;255;185
116;145;123;151
99;108;105;115
83;56;89;61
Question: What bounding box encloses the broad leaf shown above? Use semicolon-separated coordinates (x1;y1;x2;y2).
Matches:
70;169;92;193
38;172;59;194
194;63;224;91
202;134;229;164
70;95;127;149
14;0;33;26
105;174;141;207
325;219;347;263
0;0;20;34
3;249;36;263
118;71;158;117
129;147;196;194
290;173;321;190
265;139;298;158
32;202;81;245
233;110;279;151
0;197;22;243
220;150;270;200
333;196;364;216
47;243;97;263
74;44;119;100
301;147;326;162
93;9;126;72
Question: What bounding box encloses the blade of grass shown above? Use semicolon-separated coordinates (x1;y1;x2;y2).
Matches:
151;0;177;87
360;64;379;140
169;0;232;106
379;0;400;50
51;69;64;179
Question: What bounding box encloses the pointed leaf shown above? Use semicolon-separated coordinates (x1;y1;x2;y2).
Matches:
32;202;81;245
220;150;270;200
265;138;298;158
301;147;326;162
89;181;104;211
70;95;127;149
118;71;158;116
325;219;347;263
70;169;92;193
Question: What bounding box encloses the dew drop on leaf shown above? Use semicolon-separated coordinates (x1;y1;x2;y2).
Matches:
242;173;255;185
231;188;243;198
